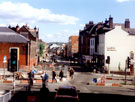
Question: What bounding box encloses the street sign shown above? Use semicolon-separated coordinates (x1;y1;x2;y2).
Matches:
3;56;7;63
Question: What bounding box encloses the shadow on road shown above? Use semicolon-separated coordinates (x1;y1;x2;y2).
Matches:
9;90;135;102
70;64;92;72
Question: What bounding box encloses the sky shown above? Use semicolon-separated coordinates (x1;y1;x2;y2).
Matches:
0;0;135;42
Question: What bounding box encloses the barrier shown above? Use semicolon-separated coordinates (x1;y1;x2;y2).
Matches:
0;91;11;102
3;80;12;83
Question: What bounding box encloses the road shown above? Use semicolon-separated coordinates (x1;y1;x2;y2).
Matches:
0;57;135;102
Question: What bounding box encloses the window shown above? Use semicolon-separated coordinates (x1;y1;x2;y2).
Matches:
130;51;134;59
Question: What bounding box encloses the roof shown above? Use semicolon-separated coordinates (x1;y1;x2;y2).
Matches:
114;23;135;35
59;86;76;90
0;27;29;43
23;26;37;38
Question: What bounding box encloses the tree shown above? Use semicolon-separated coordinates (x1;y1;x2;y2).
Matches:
40;43;45;57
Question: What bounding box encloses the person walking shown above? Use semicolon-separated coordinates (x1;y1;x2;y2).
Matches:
28;70;34;86
27;70;34;91
59;69;64;81
69;67;74;79
52;70;57;83
41;71;49;87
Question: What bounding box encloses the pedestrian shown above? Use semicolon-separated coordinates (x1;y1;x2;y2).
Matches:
52;70;57;83
28;70;34;86
41;71;49;87
59;69;64;81
27;70;34;92
69;67;74;79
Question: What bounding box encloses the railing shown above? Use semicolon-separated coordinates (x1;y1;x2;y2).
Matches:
0;91;11;102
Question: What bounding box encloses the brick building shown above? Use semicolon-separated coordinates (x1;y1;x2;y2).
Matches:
78;16;112;66
67;36;79;58
9;24;40;68
0;27;29;69
79;16;135;75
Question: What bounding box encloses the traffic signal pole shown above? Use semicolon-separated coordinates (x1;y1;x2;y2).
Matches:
124;67;127;85
108;63;110;74
125;57;130;85
13;72;16;93
3;62;5;80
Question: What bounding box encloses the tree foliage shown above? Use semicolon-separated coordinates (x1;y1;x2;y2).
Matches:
40;43;45;57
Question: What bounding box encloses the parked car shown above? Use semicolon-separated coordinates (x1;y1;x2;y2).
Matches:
55;86;79;102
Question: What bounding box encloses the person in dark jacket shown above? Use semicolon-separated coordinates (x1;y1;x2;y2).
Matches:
27;70;34;92
59;69;64;81
52;70;57;83
69;67;74;79
28;70;34;86
41;71;49;87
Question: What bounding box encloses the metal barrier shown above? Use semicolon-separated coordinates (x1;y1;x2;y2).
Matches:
0;91;11;102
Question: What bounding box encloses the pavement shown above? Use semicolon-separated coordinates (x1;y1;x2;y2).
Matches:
0;68;135;88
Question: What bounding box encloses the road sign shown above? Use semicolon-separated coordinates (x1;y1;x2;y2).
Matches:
3;56;7;63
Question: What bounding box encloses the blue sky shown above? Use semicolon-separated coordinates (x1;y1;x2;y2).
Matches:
0;0;135;42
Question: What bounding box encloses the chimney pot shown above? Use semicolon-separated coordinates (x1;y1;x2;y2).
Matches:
109;15;113;28
89;21;94;25
125;19;130;28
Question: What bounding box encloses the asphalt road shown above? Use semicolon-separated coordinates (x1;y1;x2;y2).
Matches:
1;59;135;102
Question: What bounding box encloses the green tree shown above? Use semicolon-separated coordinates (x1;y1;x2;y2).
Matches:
40;43;45;57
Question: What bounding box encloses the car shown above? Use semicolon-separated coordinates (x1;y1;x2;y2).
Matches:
55;86;79;102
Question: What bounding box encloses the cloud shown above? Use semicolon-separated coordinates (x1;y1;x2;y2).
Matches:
0;24;6;27
0;1;79;25
116;0;135;2
79;24;85;27
42;30;79;42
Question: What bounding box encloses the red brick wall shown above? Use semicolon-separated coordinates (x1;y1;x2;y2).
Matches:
69;36;79;56
0;43;28;69
30;57;37;67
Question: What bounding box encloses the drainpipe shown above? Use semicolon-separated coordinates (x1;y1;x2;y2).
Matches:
28;42;30;70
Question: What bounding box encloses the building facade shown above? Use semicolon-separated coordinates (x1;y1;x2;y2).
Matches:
9;25;40;68
0;27;29;70
105;25;135;73
67;36;79;58
79;16;135;74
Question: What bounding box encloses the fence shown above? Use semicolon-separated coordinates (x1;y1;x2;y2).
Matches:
0;91;11;102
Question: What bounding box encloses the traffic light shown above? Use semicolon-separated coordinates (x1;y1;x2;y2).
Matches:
106;56;110;64
10;48;18;72
127;57;131;68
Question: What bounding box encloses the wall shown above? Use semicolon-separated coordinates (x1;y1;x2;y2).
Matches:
105;25;135;71
0;43;28;69
98;34;105;55
30;40;37;66
68;36;79;57
90;38;95;55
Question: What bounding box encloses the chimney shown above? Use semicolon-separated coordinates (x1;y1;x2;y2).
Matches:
89;21;94;25
97;22;103;29
34;26;37;31
85;24;90;29
8;25;11;28
105;18;108;24
109;15;113;28
125;19;130;28
16;24;20;32
37;28;39;38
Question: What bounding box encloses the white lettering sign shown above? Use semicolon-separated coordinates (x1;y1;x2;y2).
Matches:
107;47;116;51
